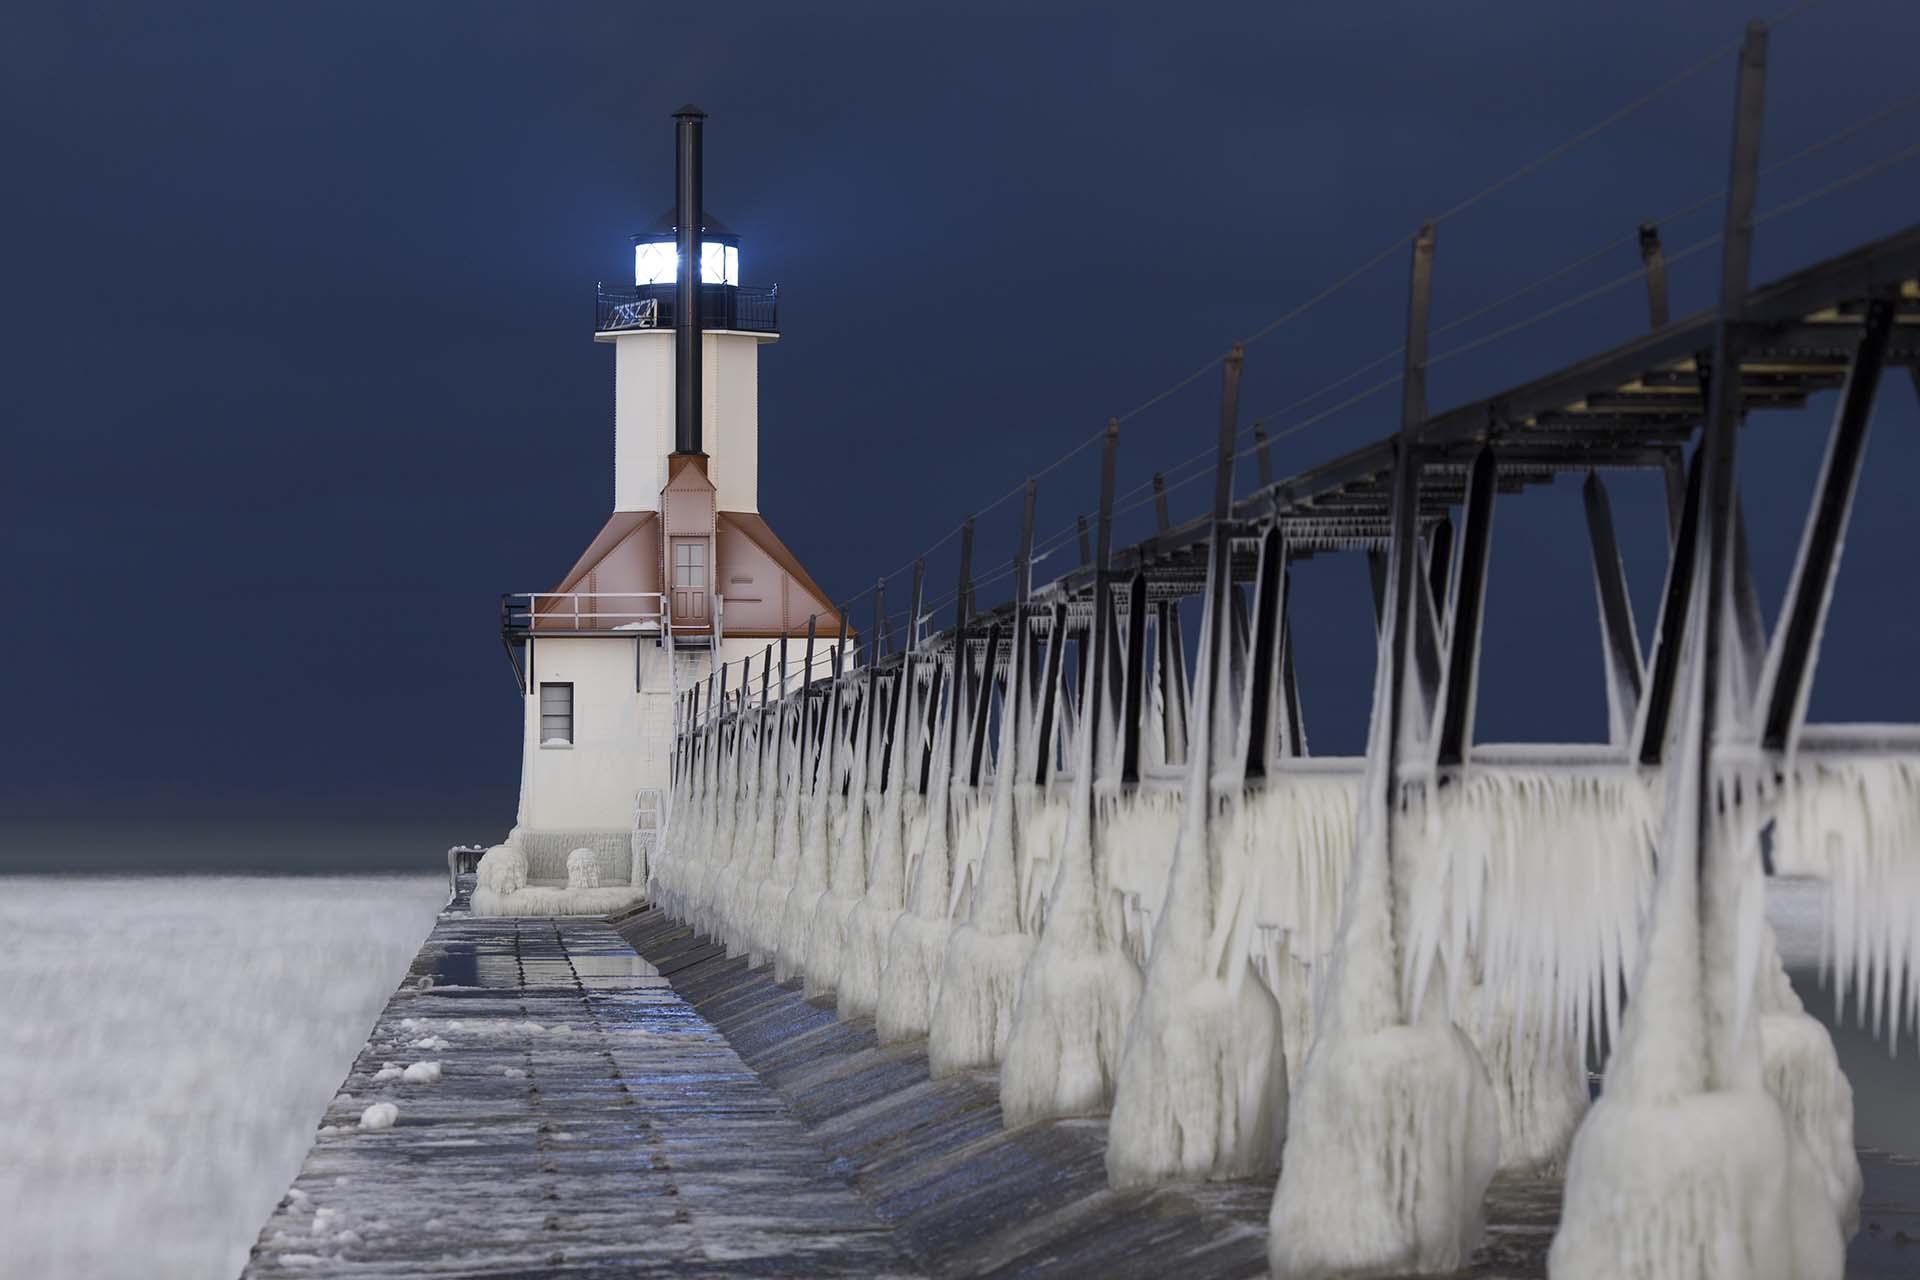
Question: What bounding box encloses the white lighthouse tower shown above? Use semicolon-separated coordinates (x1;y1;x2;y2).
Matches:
483;106;842;914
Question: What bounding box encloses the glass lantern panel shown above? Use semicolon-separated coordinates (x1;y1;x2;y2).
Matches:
634;241;738;286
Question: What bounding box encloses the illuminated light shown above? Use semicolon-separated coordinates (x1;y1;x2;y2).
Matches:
633;240;740;286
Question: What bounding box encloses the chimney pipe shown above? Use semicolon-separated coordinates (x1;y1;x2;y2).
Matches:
673;104;707;456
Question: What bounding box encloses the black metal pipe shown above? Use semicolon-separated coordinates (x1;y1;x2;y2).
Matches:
673;105;707;456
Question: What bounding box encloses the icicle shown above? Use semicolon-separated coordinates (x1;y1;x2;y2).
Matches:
1765;756;1920;1046
1385;765;1657;1172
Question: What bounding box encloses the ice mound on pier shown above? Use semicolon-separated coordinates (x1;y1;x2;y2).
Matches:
476;844;525;896
471;837;645;917
566;848;601;889
1267;787;1498;1276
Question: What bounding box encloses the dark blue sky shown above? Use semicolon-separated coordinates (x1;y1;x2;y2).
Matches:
4;0;1917;867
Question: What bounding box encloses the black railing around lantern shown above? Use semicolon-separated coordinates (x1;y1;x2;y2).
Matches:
594;283;779;334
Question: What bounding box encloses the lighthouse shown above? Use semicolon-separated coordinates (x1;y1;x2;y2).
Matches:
487;106;841;913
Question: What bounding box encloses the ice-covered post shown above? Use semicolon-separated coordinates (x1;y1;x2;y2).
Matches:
1269;224;1500;1276
1553;22;1852;1278
776;609;848;982
1109;343;1290;1185
877;532;977;1042
805;631;878;999
929;485;1044;1076
1004;416;1146;1124
842;561;927;1018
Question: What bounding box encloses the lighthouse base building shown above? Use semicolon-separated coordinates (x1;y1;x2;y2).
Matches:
478;107;840;915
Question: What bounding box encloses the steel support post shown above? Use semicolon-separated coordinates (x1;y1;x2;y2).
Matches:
967;622;1003;787
1692;19;1767;1090
1157;601;1187;764
1033;601;1070;785
1760;296;1896;751
1427;516;1455;635
1199;346;1246;758
1638;454;1705;763
1379;222;1437;934
1639;222;1672;329
1244;524;1286;779
1582;471;1645;747
1437;447;1495;767
1121;571;1149;784
1090;419;1121;761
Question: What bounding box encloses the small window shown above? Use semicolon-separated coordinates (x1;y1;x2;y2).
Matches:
540;682;574;745
674;540;706;588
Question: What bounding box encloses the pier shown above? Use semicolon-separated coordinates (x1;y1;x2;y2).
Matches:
261;17;1920;1278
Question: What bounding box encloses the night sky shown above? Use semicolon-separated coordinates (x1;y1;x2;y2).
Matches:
5;0;1918;870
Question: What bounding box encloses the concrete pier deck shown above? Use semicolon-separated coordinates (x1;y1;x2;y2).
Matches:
244;909;919;1278
253;892;1920;1278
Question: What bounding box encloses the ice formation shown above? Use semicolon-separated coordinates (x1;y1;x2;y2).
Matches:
1757;926;1862;1239
357;1103;397;1131
877;659;967;1043
475;844;525;896
400;1061;442;1085
565;848;601;890
750;680;807;968
1268;531;1498;1275
1392;767;1655;1171
929;632;1039;1078
1761;755;1920;1042
1001;642;1144;1126
804;675;877;1000
1109;577;1289;1187
777;683;845;985
841;664;919;1019
1550;629;1844;1280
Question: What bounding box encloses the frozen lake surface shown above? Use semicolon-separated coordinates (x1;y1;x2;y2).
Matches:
0;874;444;1280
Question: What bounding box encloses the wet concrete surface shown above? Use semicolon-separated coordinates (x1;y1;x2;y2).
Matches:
244;910;919;1278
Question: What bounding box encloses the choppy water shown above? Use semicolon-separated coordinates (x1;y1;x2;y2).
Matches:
0;875;444;1280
